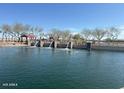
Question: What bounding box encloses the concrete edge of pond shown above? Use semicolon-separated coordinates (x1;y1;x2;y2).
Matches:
120;87;124;89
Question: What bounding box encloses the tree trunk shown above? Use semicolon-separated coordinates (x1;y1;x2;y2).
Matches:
2;32;4;42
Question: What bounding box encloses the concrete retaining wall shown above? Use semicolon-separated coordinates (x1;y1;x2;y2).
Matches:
43;43;87;49
92;45;124;52
43;42;124;52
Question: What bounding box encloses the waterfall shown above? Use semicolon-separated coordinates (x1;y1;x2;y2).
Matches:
34;41;38;46
65;42;69;49
49;41;53;47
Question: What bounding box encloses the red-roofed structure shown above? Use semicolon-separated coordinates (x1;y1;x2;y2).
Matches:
21;34;36;40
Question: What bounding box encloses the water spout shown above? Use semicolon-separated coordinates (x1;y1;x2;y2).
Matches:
49;41;53;47
65;42;69;49
34;41;38;46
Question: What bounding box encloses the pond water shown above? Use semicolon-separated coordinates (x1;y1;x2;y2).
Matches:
0;47;124;89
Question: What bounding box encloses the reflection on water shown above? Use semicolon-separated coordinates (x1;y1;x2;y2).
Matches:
0;47;124;89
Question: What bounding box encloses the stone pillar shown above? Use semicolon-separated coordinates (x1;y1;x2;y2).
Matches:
40;40;44;47
27;39;31;46
53;41;57;48
69;41;73;49
20;37;23;44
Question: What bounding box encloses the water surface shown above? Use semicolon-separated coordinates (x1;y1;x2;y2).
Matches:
0;47;124;89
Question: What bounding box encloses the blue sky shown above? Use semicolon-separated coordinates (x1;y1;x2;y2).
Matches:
0;3;124;38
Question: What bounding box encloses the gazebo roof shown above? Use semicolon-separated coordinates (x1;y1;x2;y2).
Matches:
21;34;36;38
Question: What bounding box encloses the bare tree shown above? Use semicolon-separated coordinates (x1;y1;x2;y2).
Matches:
13;23;25;41
106;27;120;40
12;24;33;42
92;28;107;42
1;23;44;42
1;24;11;41
48;28;62;41
30;26;43;39
47;29;72;43
23;24;31;34
36;27;43;39
73;34;83;45
81;29;92;41
61;30;71;42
